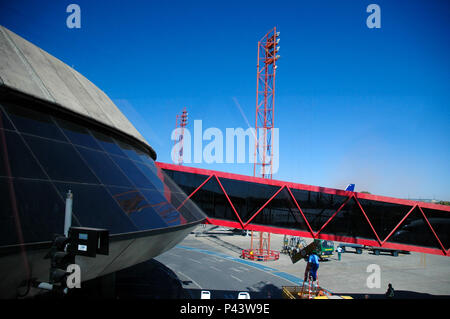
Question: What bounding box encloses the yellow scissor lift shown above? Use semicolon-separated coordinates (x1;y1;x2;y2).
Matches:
282;240;352;299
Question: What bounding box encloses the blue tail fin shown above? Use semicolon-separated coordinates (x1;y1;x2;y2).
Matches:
345;184;355;192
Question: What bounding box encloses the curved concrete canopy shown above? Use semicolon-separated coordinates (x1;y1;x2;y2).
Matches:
0;25;155;157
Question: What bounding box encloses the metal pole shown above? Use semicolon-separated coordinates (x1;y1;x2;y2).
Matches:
64;190;73;237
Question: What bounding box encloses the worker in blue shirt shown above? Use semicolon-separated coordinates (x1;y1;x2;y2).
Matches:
304;251;320;282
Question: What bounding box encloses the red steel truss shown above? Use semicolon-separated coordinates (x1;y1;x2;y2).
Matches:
254;27;280;179
156;162;450;257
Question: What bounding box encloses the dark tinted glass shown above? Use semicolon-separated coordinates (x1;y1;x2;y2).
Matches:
388;206;443;249
252;188;311;231
134;162;166;193
24;135;99;183
55;117;101;150
219;178;281;223
76;146;132;187
315;197;378;241
109;155;153;189
107;186;168;230
0;105;14;130
0;130;47;179
358;199;413;241
139;188;183;226
116;140;143;162
2;103;67;141
139;152;156;166
290;189;350;233
91;130;126;157
177;196;207;222
422;208;450;250
163;169;211;196
0;178;67;245
54;182;137;233
189;177;240;222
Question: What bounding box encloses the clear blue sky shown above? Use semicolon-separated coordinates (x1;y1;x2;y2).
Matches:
1;0;449;200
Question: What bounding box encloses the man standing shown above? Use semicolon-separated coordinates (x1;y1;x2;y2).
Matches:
304;251;320;283
337;246;343;261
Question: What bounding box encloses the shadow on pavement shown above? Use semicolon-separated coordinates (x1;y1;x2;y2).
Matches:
66;259;188;299
115;259;187;299
334;290;450;299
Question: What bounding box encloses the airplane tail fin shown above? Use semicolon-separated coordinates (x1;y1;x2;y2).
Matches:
345;184;355;192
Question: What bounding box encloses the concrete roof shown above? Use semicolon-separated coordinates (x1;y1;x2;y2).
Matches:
0;25;155;156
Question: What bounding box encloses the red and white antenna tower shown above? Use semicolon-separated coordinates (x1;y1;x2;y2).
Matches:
174;107;188;165
253;27;280;179
245;28;280;262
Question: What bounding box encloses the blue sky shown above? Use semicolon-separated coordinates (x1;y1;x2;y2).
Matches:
1;0;449;200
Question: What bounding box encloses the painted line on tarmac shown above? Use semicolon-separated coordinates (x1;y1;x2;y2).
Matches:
188;258;202;264
176;245;278;272
175;245;311;288
209;265;221;272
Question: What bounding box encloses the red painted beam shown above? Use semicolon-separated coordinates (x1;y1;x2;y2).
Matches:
204;218;447;256
159;162;449;257
156;162;450;213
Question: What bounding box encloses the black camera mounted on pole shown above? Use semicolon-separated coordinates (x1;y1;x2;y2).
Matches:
36;190;109;295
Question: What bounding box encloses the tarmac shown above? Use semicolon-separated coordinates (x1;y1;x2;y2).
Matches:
186;225;450;298
61;224;450;299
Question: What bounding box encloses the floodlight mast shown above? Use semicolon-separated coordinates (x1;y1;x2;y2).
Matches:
253;27;280;179
174;107;188;165
249;28;280;262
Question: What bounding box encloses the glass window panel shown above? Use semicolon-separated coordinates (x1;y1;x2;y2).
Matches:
54;182;138;234
116;140;143;162
421;208;450;250
167;170;210;191
134;162;166;193
317;197;377;241
0;130;47;179
290;189;349;233
388;207;443;249
54;117;102;150
107;186;168;230
252;188;310;232
0;178;68;246
0;105;14;130
158;166;199;195
91;130;126;157
24;135;99;183
189;177;238;222
177;196;207;223
76;146;132;187
358;199;413;241
2;103;67;141
137;168;206;224
162;170;212;204
219;178;281;223
147;166;206;211
139;189;184;226
109;155;153;189
139;152;156;166
135;148;148;161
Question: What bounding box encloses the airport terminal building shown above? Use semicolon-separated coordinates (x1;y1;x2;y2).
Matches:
0;26;205;298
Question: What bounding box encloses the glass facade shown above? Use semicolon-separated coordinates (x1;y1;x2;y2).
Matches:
164;169;450;252
0;99;205;247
